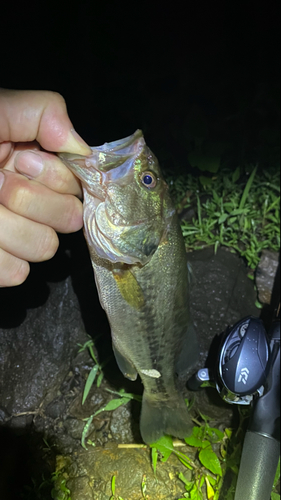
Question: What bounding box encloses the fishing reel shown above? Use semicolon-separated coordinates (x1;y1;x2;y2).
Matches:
188;315;273;405
188;314;280;500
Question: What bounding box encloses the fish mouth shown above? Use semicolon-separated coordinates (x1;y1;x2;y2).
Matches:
92;129;144;156
59;129;153;225
58;129;145;198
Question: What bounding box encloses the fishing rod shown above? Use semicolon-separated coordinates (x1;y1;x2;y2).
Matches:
188;310;280;500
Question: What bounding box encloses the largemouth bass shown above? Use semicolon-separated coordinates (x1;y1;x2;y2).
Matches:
59;130;198;443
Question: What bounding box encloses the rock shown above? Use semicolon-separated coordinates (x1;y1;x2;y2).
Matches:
0;276;89;417
187;246;260;362
63;417;86;440
256;249;279;304
52;444;196;500
109;404;135;443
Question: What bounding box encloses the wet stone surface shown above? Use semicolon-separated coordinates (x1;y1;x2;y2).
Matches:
53;444;196;500
0;234;275;500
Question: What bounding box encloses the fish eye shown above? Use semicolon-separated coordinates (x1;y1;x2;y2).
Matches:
140;171;157;188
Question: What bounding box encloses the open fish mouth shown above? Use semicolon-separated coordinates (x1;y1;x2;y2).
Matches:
59;129;145;199
59;130;173;265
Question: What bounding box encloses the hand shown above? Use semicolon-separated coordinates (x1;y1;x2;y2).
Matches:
0;89;91;287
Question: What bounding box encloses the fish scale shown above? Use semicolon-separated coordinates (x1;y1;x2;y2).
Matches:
59;130;199;443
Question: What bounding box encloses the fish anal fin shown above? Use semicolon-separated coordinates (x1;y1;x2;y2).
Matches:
112;343;138;381
112;268;145;310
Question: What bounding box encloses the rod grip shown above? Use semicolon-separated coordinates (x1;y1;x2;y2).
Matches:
234;431;280;500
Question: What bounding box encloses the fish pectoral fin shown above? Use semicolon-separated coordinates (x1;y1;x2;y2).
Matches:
112;268;145;310
112;343;138;381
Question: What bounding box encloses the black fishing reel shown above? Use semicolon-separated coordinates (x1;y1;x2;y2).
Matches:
189;316;272;404
188;315;280;500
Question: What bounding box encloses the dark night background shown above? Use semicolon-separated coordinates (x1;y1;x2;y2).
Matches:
1;1;280;167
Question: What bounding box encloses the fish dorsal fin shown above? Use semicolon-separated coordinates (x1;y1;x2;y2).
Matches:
112;343;138;381
112;268;145;310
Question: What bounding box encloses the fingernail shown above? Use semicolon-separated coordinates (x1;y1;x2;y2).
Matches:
61;129;92;156
0;171;4;190
15;151;44;178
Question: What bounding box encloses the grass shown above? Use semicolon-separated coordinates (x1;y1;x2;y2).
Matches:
77;338;107;401
150;409;280;500
150;412;226;500
167;164;280;270
81;386;141;450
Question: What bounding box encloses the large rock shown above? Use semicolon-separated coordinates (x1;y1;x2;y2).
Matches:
0;233;94;423
187;247;260;359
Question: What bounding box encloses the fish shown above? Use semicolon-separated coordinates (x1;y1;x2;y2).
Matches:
59;130;198;443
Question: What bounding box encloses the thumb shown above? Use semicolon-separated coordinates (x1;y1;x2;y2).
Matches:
0;89;91;155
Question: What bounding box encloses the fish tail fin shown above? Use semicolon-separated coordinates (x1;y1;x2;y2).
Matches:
140;391;193;444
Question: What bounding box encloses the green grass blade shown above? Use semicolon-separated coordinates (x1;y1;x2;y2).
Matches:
239;165;258;210
105;388;142;402
111;475;116;495
82;365;99;405
96;371;104;388
273;458;280;488
151;447;158;477
81;414;94;450
93;396;131;417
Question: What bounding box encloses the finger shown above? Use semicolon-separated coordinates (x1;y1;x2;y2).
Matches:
0;141;14;166
0;247;30;287
0;89;91;155
0;204;59;262
1;143;82;197
10;149;82;197
0;141;41;170
0;170;83;233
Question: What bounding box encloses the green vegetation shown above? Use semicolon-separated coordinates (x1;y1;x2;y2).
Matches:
141;474;149;499
167;164;280;269
77;338;107;401
81;387;141;450
20;470;72;500
110;475;124;500
78;338;143;450
109;474;148;500
77;373;280;500
21;476;54;500
51;475;71;500
78;338;280;498
150;413;225;500
23;413;280;500
150;410;280;500
272;461;281;500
